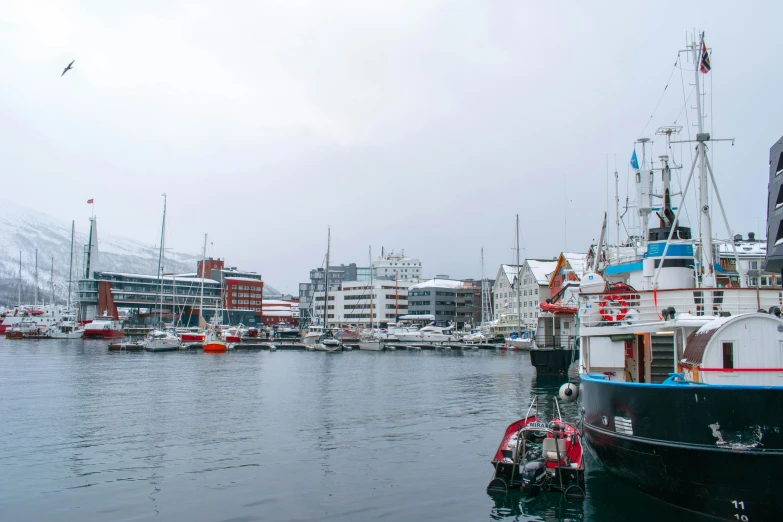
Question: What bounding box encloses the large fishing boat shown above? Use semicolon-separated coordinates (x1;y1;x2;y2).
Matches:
575;34;783;521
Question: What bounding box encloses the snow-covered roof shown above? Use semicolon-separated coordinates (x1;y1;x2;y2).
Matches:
562;253;587;277
408;279;468;290
501;264;521;285
717;242;766;258
525;260;557;285
97;272;219;284
225;276;264;282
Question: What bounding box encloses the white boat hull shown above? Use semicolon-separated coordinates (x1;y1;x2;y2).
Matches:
357;340;384;351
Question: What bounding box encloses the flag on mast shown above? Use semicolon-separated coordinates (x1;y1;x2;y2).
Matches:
630;149;639;170
699;39;711;74
87;198;94;204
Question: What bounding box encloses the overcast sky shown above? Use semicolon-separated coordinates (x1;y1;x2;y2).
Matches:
2;1;782;293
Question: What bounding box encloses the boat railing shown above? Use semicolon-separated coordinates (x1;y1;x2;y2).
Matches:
579;287;782;327
535;335;576;349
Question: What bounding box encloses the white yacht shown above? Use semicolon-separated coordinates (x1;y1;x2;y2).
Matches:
395;321;457;343
141;329;182;352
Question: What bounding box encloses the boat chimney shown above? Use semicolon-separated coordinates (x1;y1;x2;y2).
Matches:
748;232;756;241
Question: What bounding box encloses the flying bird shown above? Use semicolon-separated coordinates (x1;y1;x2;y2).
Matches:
61;60;75;77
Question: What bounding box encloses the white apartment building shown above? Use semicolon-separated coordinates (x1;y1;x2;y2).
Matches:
492;264;520;322
313;280;414;327
518;259;557;331
372;251;422;281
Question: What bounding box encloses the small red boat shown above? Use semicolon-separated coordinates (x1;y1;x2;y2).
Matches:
487;396;585;501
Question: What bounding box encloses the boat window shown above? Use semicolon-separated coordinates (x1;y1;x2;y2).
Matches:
722;342;734;369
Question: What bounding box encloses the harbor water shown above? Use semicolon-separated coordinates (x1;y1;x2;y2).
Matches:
0;339;711;521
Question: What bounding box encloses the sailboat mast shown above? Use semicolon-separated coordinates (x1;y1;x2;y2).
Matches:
68;221;74;309
515;214;521;334
35;248;38;307
481;248;486;325
369;245;373;329
18;251;21;308
156;194;167;325
200;233;207;325
51;257;54;306
693;32;715;289
324;227;330;331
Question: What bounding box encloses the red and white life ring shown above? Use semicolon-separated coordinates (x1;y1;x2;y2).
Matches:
599;295;628;322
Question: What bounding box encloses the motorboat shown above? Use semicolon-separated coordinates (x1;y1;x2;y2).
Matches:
302;324;324;346
141;329;182;352
506;331;534;350
83;318;125;339
487;395;584;501
310;332;342;352
395;321;457;343
462;328;487;344
274;323;300;338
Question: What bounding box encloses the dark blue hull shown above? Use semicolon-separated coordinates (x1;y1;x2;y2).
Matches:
580;374;783;520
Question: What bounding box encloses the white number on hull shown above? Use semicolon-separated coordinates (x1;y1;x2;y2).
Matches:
732;500;748;521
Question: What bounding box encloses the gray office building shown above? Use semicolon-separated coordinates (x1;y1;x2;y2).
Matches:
406;279;477;328
298;263;372;326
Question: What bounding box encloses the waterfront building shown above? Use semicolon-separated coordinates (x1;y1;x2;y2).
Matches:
298;263;372;326
492;265;520;321
717;233;781;287
312;280;413;328
548;252;587;307
372;250;421;281
406;279;476;328
518;259;557;331
78;271;221;324
261;299;299;327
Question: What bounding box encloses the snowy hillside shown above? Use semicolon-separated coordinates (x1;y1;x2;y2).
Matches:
0;200;278;306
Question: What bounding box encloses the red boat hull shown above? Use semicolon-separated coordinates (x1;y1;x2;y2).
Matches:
180;333;205;342
225;335;241;343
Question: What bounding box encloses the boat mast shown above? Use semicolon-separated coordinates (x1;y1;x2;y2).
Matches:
515;214;521;334
34;248;38;307
156;194;167;326
481;248;486;325
68;221;74;309
369;245;373;329
18;251;21;309
200;233;207;326
51;257;54;306
693;32;715;289
324;227;330;332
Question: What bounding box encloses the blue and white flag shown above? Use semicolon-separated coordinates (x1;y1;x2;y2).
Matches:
630;149;639;170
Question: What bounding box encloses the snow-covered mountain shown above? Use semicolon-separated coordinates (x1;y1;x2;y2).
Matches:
0;200;278;306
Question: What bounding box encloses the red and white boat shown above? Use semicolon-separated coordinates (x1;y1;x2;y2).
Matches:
176;328;206;343
82;318;125;339
487;395;585;501
203;327;227;353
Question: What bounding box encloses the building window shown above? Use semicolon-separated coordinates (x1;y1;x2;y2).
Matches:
722;342;734;369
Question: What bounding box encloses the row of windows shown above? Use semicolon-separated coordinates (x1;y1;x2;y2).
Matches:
409;291;430;297
232;300;261;306
231;285;262;291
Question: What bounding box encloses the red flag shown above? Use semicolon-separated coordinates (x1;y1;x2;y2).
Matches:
87;199;94;204
699;40;711;74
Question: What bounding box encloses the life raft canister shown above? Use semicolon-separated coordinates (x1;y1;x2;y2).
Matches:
599;294;628;322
